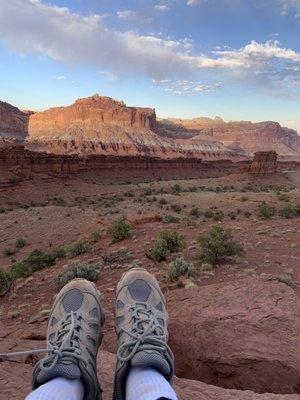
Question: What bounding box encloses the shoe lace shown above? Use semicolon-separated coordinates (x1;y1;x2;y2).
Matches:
116;301;171;363
0;311;87;371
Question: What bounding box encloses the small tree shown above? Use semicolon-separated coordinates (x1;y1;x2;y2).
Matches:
257;202;275;219
198;225;245;265
0;268;12;295
108;219;131;243
148;229;184;262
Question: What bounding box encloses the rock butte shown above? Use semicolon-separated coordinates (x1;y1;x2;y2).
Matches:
0;94;299;161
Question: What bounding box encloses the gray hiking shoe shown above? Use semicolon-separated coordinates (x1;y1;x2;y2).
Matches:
32;279;105;400
113;268;174;400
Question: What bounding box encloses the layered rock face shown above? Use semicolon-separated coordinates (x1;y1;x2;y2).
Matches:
167;277;300;394
0;101;31;139
249;151;278;174
158;117;300;159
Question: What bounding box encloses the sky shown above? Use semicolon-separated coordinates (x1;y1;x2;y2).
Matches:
0;0;299;132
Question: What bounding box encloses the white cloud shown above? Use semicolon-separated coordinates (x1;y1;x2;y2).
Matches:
154;5;170;11
0;0;299;97
55;75;66;80
280;0;300;19
187;0;201;5
116;10;138;20
153;79;222;94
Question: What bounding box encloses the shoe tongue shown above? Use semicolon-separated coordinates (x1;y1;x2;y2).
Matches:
37;361;81;385
130;350;171;375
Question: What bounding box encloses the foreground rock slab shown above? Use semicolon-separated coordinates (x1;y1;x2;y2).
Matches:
167;277;300;394
1;349;299;400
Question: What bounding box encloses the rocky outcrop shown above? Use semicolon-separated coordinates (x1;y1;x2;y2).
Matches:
0;144;237;183
27;94;235;160
1;349;299;400
167;277;300;394
249;151;278;175
158;118;300;159
0;101;31;139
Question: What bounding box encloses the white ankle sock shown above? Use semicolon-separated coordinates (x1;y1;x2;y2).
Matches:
25;377;84;400
126;367;178;400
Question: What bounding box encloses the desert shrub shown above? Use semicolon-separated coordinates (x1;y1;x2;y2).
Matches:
190;207;200;218
294;205;300;216
228;211;237;220
91;230;101;242
212;210;224;221
0;268;12;295
148;229;184;262
10;261;30;279
240;196;248;202
243;211;252;218
279;206;296;218
162;214;179;224
102;248;133;265
257;202;276;219
278;275;294;287
108;219;131;243
10;175;22;185
3;248;16;256
0;207;6;214
26;249;56;272
168;257;196;281
124;191;134;197
65;242;89;257
15;238;26;249
204;209;214;219
188;186;197;192
51;247;66;259
198;225;245;265
171;204;182;214
171;184;181;195
55;260;101;288
277;192;289;202
159;198;168;205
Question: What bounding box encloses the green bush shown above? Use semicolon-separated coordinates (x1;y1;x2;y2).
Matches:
91;230;101;242
168;257;196;281
257;202;276;219
108;219;131;243
190;207;200;218
65;242;89;257
3;247;16;256
0;207;6;214
198;225;245;265
51;247;66;259
15;238;26;249
10;175;22;185
159;198;168;205
212;210;224;221
204;209;214;219
171;204;182;214
10;261;30;279
148;229;184;262
162;214;180;224
294;204;300;216
277;192;289;202
171;184;181;195
279;206;298;218
26;249;56;272
55;260;101;288
0;268;12;295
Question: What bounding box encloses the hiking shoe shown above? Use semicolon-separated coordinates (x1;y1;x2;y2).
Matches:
113;268;174;400
32;279;105;400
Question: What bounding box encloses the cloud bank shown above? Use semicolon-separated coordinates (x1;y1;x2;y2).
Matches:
0;0;299;95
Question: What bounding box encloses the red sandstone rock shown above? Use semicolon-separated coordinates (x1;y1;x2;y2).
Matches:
1;349;299;400
158;117;300;159
0;101;31;139
167;277;300;395
249;151;278;174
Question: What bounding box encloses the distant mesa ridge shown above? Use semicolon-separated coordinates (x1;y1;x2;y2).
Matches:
0;94;299;161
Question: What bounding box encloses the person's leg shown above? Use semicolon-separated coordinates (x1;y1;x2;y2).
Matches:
25;377;84;400
113;268;178;400
0;279;105;400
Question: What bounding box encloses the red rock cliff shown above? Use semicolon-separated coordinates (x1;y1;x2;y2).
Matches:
0;101;31;139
